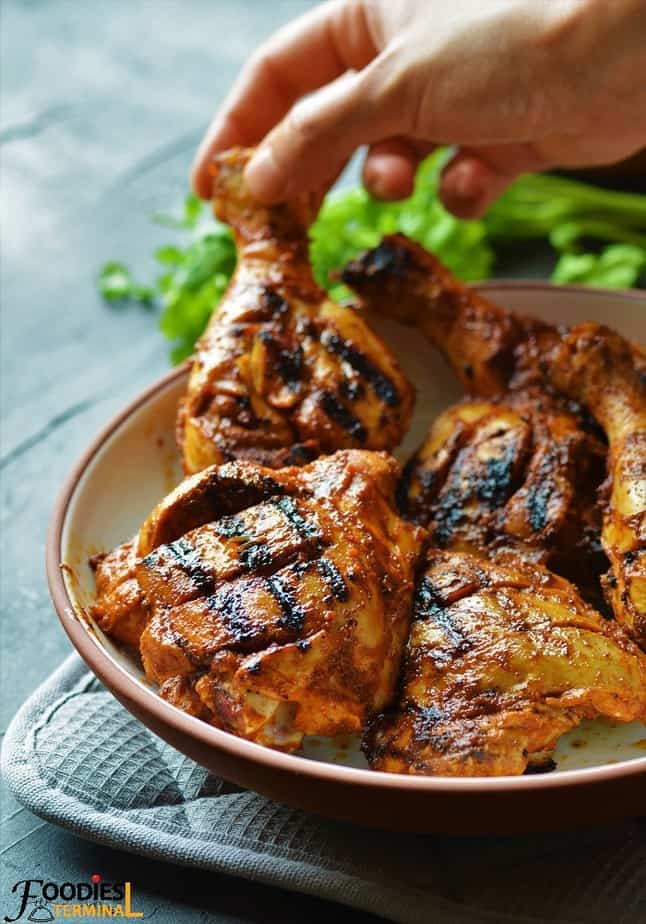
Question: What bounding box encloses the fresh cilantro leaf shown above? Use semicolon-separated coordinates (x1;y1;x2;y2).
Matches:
97;262;154;305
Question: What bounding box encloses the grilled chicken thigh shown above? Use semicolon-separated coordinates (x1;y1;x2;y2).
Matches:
344;235;646;646
95;450;424;750
179;149;414;474
365;549;646;776
400;389;607;604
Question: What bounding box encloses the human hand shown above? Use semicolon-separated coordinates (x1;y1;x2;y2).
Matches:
192;0;646;217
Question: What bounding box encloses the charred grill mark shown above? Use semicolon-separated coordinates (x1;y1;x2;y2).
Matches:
414;577;469;651
317;557;349;601
261;287;289;318
413;577;446;622
272;496;321;542
432;488;465;547
340;378;365;401
477;443;518;508
319;391;367;442
208;471;285;515
239;543;273;572
215;515;247;539
412;704;446;741
431;435;523;544
259;329;303;391
214;515;274;575
164;538;215;596
527;480;553;532
265;574;306;632
277;345;303;390
207;584;266;650
342;238;411;283
323;332;400;407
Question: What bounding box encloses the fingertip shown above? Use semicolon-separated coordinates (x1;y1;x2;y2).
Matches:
191;114;247;200
363;155;415;201
363;151;416;200
439;158;495;219
244;146;287;203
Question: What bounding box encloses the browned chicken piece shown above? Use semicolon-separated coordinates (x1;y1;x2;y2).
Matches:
399;389;607;605
343;233;646;396
548;323;646;649
344;235;646;646
91;461;288;648
341;234;558;396
178;149;414;474
91;540;150;647
112;450;423;751
364;549;646;776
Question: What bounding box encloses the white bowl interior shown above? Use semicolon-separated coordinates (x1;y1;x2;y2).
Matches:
61;285;646;774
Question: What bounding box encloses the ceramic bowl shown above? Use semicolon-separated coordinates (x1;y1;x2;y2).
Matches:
47;282;646;834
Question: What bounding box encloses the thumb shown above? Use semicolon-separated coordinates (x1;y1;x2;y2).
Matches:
245;62;412;203
439;145;548;219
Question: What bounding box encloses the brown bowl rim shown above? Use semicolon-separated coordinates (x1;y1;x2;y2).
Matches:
46;281;646;794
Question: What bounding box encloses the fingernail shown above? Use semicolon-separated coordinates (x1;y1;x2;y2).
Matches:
245;147;285;202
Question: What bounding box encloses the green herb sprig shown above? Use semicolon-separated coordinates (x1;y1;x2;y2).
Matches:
98;152;646;363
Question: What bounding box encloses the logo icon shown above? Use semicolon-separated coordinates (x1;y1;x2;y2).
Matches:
4;876;152;922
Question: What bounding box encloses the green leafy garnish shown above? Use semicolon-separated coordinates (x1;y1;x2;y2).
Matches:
97;261;154;305
311;154;493;300
484;173;646;250
553;244;646;288
97;152;645;364
158;225;236;362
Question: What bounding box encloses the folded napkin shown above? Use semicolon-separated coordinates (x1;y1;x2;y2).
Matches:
2;654;645;924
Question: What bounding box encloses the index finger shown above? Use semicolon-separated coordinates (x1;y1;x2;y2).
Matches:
191;0;377;198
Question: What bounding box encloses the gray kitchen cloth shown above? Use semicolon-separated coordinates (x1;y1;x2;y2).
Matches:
2;654;645;924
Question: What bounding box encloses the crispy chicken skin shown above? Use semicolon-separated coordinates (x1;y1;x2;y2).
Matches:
178;149;414;474
99;450;425;751
399;389;607;603
91;541;150;647
342;234;557;396
344;235;646;647
548;324;646;648
364;549;646;776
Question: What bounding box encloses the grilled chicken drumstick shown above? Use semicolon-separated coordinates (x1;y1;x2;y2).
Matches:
178;149;414;474
549;323;646;649
364;549;646;776
93;450;424;751
342;234;557;396
344;235;646;648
